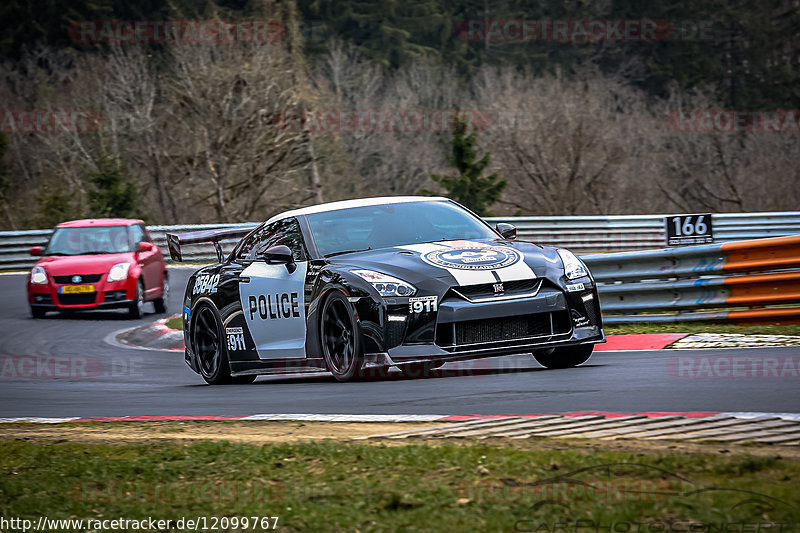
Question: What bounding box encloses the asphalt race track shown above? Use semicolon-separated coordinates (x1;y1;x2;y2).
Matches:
0;269;798;418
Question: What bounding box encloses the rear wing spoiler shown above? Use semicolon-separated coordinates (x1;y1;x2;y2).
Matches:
165;225;257;263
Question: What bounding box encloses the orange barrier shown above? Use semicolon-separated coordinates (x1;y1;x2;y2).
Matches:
722;234;800;273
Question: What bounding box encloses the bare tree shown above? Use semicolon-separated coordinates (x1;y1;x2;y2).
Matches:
473;67;628;215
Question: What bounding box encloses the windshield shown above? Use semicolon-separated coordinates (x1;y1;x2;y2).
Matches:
306;200;499;257
45;226;133;256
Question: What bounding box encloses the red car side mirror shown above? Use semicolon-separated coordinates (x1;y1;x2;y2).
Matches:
30;246;43;257
137;242;154;253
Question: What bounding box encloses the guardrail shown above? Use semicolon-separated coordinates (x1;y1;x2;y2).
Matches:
0;223;251;271
484;212;800;253
583;235;800;324
2;216;797;324
3;211;800;270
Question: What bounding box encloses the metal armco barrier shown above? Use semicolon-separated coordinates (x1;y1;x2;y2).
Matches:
2;211;800;270
0;223;251;271
583;235;800;324
484;211;800;253
1;214;798;324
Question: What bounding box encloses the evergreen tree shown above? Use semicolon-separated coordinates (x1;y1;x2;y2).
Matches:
422;116;505;216
85;157;138;218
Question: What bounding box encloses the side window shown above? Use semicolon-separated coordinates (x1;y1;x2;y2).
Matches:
129;224;146;245
235;224;268;261
250;218;306;262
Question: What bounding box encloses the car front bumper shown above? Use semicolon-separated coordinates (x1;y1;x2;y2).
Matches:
28;276;137;310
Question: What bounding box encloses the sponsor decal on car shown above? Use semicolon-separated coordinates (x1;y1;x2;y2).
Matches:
193;274;219;294
566;282;585;292
225;327;246;351
409;295;438;314
421;246;522;271
571;309;591;328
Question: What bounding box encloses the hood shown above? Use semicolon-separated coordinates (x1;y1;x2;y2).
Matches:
329;239;564;288
34;253;135;276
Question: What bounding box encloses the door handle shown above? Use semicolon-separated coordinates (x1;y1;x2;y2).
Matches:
240;277;251;283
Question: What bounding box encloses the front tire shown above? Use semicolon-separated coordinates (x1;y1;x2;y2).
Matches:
320;291;363;382
30;306;46;319
128;280;144;319
533;345;594;369
192;303;232;385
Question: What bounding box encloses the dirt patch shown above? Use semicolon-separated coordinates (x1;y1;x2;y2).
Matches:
0;421;434;445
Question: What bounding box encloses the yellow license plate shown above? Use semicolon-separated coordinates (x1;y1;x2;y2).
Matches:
59;284;95;294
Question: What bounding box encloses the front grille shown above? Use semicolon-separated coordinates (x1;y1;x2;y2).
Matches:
436;311;572;348
57;293;97;306
450;279;542;301
54;274;103;284
585;297;601;325
384;320;406;348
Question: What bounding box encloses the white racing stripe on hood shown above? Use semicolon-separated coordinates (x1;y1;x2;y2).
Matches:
494;259;536;282
400;242;496;285
399;241;535;286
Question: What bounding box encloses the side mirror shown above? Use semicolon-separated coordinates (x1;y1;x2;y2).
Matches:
30;246;43;257
137;241;154;253
496;223;517;241
262;245;296;272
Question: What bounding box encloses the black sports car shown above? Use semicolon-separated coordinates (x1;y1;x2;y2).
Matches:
167;197;604;384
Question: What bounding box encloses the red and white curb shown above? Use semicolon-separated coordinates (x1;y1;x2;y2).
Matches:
2;412;800;445
670;333;800;349
364;412;800;445
113;317;184;352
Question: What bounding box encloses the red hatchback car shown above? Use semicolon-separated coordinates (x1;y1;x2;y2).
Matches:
26;219;168;318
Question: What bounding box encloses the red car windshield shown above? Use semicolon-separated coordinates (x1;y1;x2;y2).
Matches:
45;226;133;256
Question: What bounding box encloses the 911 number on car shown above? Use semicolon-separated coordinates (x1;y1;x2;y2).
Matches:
409;295;438;314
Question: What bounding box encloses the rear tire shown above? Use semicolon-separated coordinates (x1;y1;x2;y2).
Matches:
533;345;594;369
153;272;168;314
128;280;144;319
192;303;232;385
320;291;363;382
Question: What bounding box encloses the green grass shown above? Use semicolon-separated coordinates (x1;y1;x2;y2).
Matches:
0;439;797;531
164;317;182;330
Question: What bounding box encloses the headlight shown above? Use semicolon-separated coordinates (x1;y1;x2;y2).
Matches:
30;266;47;284
351;270;417;297
557;249;588;280
108;262;131;282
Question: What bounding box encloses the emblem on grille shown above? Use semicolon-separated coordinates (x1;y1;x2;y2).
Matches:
72;275;82;283
493;283;504;294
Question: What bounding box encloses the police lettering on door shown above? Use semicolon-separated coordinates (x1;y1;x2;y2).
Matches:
248;293;301;320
